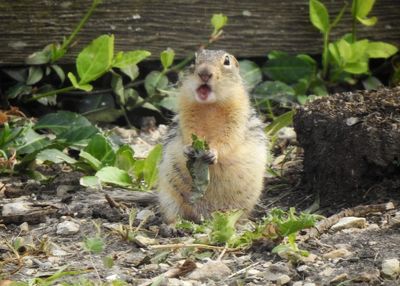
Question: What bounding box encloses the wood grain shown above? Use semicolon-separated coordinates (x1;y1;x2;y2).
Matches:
0;0;399;65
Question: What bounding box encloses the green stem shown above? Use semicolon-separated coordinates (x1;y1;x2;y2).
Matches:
322;30;330;79
55;0;102;61
352;16;356;42
28;86;75;102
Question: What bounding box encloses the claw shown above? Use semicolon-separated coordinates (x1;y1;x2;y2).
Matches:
202;149;218;164
183;145;196;159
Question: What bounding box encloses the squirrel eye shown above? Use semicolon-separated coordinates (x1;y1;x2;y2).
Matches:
223;55;230;66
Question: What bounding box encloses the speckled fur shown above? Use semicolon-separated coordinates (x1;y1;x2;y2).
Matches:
158;50;268;223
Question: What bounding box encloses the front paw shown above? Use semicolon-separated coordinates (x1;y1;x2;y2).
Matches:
183;145;196;159
202;149;218;164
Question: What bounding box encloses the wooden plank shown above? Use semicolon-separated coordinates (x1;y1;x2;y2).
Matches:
0;0;399;65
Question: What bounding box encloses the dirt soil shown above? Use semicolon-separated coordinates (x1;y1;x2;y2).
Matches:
1;119;400;285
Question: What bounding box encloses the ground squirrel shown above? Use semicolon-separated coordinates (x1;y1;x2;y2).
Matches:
158;49;268;223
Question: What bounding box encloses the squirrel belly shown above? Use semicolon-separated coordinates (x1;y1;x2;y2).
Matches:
158;49;268;223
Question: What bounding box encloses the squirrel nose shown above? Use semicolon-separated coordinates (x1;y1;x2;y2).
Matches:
198;70;212;83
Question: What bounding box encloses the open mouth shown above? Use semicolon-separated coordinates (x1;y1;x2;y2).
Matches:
196;84;212;101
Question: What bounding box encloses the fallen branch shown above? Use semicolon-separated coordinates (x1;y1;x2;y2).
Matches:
303;201;395;240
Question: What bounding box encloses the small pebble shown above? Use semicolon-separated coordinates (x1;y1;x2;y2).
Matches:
331;217;367;231
56;221;80;235
381;258;400;279
323;248;352;259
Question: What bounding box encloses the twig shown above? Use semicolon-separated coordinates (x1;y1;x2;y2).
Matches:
225;262;260;280
217;246;228;261
303;201;395;240
150;243;241;252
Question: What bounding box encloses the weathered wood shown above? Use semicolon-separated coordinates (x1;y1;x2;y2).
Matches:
0;0;399;65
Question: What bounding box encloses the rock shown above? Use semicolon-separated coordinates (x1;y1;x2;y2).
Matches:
133;234;158;247
136;209;155;221
56;221;80;235
381;258;400;279
304;283;316;286
330;273;348;284
319;267;334;277
367;223;380;231
167;278;200;286
331;217;367;231
276;274;291;285
2;202;30;217
292;282;303;286
353;270;380;282
187;260;231;281
323;248;352;259
247;269;261;276
19;222;29;233
263;262;292;283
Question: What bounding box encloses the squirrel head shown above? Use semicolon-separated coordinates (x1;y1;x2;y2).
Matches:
181;49;243;104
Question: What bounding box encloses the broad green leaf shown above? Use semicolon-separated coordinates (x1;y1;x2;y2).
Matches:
134;159;145;179
115;145;136;175
343;61;369;74
362;76;382;90
26;66;43;85
309;0;330;33
158;93;178;112
352;0;375;18
357;16;377;26
143;144;162;189
144;71;169;96
35;111;93;135
15;128;50;155
6;83;32;99
253;81;296;104
95;166;132;187
80;150;102;171
80;176;102;188
36;149;77;164
160;48;175;70
120;64;139;80
112;50;151;69
267;50;288;60
310;79;328;96
263;55;316;84
293;78;309;96
111;73;124;104
57;125;99;145
366;42;398;59
51;64;65;83
239;60;262;91
3;68;28;83
68;72;93;91
25;50;51;65
84;134;116;167
77;34;114;84
265;110;294;136
211;13;228;35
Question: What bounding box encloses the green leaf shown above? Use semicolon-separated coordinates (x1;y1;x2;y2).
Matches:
211;13;228;35
95;166;133;187
36;149;77;164
111;73;125;104
343;61;369;74
120;64;139;80
67;72;93;91
25;50;51;65
84;134;116;167
143;144;162;189
265;110;294;136
253;81;296;104
80;151;103;171
112;50;151;69
6;83;32;99
51;64;65;83
191;134;209;152
160;48;175;70
80;176;102;188
263;55;316;84
84;237;104;254
15;128;50;155
3;68;28;83
352;0;375;18
57;125;99;145
134;159;145;180
366;42;398;59
76;34;114;84
115;145;136;175
309;0;330;33
144;71;169;96
26;66;43;85
362;76;382;90
356;16;377;26
267;50;288;60
209;210;243;244
239;60;262;91
35;111;93;135
102;256;114;269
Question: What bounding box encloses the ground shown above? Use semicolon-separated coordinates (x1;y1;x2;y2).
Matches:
1;124;400;286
